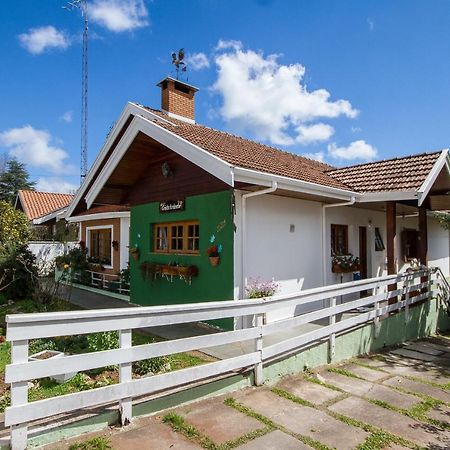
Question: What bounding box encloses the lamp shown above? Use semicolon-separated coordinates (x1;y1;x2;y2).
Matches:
161;162;173;178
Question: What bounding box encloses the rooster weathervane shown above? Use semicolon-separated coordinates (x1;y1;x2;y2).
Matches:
171;48;187;80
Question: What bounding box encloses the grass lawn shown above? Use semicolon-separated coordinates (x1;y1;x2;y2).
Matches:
0;293;210;412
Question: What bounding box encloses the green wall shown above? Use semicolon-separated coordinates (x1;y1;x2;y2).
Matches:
130;190;234;329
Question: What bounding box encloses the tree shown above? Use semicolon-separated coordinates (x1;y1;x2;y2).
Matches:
0;157;36;204
0;200;30;247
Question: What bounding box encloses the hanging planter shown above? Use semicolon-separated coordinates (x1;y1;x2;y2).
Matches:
209;256;220;267
206;244;222;267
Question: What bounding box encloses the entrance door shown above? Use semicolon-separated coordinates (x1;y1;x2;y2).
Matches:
359;226;368;279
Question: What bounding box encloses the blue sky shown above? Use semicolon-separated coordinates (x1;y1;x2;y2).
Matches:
1;0;450;193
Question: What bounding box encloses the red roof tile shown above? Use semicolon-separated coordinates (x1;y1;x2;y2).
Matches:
74;205;130;216
18;190;74;220
141;107;352;191
326;152;441;192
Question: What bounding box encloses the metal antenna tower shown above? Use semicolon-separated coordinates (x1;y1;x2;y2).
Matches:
64;0;88;184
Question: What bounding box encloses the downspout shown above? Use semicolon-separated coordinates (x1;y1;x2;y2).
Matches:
322;196;356;286
241;182;278;298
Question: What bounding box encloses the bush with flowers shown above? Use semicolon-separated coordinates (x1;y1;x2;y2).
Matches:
245;277;279;299
331;254;360;272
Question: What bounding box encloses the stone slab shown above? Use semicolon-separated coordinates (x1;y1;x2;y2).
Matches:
383;376;450;403
404;342;445;356
176;398;262;445
236;389;368;450
276;377;342;405
421;341;450;354
329;396;450;448
428;405;450;424
319;372;420;409
110;418;202;450
340;363;390;382
390;348;442;362
358;357;450;385
236;430;311;449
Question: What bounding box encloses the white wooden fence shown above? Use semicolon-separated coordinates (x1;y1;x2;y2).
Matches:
4;268;444;449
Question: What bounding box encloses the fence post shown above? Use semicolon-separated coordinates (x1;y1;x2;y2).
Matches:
404;274;412;323
10;339;29;450
119;329;132;426
254;313;264;386
328;297;336;362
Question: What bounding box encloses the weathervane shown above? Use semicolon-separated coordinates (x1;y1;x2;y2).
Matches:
171;48;187;80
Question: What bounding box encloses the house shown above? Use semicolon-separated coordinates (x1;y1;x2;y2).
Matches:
65;76;450;329
16;190;74;239
66;204;130;275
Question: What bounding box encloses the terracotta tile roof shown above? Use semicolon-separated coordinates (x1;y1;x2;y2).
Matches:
141;107;352;191
326;151;442;193
74;205;130;216
18;190;74;220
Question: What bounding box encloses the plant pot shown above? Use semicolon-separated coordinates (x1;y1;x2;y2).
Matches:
29;350;77;384
131;251;140;261
209;256;220;267
332;263;360;274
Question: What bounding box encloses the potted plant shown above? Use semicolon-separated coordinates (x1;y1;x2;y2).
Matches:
29;350;77;383
206;244;222;266
331;254;360;273
129;246;140;261
245;278;279;325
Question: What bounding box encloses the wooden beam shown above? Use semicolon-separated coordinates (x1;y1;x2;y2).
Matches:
418;207;428;265
386;202;396;275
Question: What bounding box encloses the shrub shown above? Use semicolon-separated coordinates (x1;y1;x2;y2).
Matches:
0;244;37;299
87;332;119;352
29;338;57;355
0;201;30;246
133;356;169;375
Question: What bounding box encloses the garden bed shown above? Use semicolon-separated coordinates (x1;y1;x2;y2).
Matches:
0;293;210;412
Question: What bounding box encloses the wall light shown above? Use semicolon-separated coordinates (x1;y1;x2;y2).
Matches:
161;162;173;178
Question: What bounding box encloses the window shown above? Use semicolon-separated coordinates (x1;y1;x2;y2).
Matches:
331;224;348;255
89;228;112;265
153;221;199;254
374;227;385;251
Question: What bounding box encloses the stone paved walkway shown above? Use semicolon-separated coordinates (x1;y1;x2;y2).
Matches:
44;335;450;450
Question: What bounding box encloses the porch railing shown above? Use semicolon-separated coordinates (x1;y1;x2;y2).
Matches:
5;268;443;449
71;270;130;296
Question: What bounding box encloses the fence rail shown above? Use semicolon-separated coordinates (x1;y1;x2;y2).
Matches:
5;268;443;449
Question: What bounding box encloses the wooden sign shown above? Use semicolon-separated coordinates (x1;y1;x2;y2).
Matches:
159;199;185;213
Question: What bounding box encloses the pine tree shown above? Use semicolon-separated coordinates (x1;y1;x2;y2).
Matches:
0;158;36;204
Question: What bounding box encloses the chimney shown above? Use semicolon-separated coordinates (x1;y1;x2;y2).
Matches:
157;77;198;123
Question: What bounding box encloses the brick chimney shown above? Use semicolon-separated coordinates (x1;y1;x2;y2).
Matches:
157;77;198;123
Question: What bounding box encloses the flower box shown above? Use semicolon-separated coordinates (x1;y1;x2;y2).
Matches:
332;263;360;274
29;350;77;384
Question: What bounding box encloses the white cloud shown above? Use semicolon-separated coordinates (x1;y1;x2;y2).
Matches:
212;43;358;146
185;52;210;71
89;0;149;32
0;125;73;174
60;111;73;124
328;140;378;161
351;126;362;133
303;151;325;163
367;18;375;31
296;123;334;145
36;177;78;194
18;26;70;55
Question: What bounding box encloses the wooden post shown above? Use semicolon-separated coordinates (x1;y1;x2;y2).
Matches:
119;329;132;426
386;202;397;304
254;313;264;386
10;340;29;450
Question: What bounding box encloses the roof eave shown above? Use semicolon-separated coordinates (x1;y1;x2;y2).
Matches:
417;149;450;206
233;166;360;201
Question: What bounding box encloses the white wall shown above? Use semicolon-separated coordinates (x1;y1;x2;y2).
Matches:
28;241;78;275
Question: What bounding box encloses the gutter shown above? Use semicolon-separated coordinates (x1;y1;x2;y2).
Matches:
241;182;278;299
321;197;356;286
